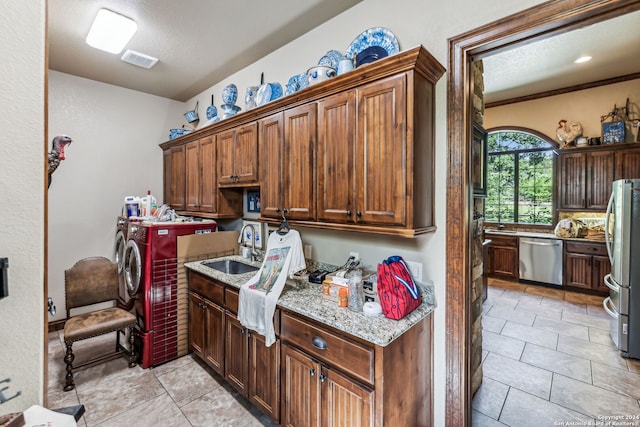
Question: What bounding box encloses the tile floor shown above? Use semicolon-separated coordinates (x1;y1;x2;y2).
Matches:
47;331;277;426
473;278;640;427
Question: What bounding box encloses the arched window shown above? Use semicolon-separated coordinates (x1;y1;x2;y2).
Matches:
485;127;557;225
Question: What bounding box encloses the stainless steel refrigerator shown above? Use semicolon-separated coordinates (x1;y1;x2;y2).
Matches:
604;179;640;359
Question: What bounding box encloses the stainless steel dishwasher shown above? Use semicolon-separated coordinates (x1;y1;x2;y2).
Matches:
519;237;563;286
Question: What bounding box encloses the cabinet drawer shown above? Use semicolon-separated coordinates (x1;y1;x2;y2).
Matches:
280;312;374;385
225;287;281;335
189;271;224;305
565;241;607;256
487;235;518;247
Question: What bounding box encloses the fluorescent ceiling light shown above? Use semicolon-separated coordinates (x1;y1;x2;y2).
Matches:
574;55;592;64
86;9;137;54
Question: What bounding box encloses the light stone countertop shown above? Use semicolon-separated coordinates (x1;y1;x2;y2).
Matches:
484;229;606;243
184;255;437;347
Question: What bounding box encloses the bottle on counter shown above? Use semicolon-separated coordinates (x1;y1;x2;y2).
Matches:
347;268;364;311
338;287;348;308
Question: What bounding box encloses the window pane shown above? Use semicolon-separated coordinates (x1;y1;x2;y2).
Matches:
518;151;553;224
485;153;515;222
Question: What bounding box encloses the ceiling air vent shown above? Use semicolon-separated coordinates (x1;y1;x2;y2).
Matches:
121;50;158;69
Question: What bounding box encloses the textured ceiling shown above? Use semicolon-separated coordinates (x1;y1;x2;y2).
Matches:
48;0;363;101
482;10;640;103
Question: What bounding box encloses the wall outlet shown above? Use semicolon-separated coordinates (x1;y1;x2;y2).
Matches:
349;252;360;261
304;244;313;259
405;260;423;282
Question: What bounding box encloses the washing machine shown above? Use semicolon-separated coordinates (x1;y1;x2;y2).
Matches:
123;220;217;368
114;216;132;308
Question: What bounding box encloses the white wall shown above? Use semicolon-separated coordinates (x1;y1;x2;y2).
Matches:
0;1;46;412
47;71;185;322
181;0;545;424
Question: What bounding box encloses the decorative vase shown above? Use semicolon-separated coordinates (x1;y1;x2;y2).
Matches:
222;84;238;105
245;86;259;110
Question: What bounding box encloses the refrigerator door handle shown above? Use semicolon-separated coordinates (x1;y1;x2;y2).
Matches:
605;191;614;265
603;273;619;293
603;296;618;319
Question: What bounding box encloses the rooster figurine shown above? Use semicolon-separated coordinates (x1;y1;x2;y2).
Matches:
48;135;73;188
556;120;583;148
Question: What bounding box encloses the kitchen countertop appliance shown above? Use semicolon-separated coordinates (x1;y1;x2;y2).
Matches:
519;237;563;286
604;179;640;359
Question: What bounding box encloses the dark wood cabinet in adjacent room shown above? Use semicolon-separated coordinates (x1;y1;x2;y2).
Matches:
487;235;519;279
563;241;611;294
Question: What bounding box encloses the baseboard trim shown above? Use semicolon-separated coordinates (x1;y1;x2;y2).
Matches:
48;319;65;333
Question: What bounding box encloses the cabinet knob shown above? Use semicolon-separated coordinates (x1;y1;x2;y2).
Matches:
247;330;252;337
346;210;352;216
309;368;316;377
276;208;280;213
320;374;327;383
356;211;362;217
311;336;328;350
283;208;289;214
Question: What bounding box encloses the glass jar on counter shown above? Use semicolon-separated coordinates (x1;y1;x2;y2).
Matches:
347;268;364;311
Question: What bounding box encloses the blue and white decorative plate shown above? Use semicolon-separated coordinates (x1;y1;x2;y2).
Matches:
285;73;309;96
318;50;343;70
344;27;399;60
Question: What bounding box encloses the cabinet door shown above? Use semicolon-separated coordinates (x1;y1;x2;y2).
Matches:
563;252;592;289
282;344;321;427
284;103;317;220
185;140;201;211
169;145;186;210
188;292;205;357
317;90;356;223
558;152;586;209
321;367;374;427
586;151;613;209
217;129;236;185
198;136;216;212
204;298;225;375
592;255;612;293
489;246;518;278
615;147;640;180
234;122;259;184
259;112;284;218
249;332;280;423
356;75;406;225
225;313;248;395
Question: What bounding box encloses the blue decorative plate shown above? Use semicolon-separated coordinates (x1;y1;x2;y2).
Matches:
345;27;399;60
285;74;308;96
318;50;343;70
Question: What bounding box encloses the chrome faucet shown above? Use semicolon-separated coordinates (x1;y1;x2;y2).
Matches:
240;224;259;262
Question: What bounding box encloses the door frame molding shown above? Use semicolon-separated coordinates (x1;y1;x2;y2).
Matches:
445;0;640;425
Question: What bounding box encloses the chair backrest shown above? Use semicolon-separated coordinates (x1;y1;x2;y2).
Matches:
65;256;119;315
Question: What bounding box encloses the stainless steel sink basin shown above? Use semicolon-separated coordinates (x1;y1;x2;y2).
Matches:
202;259;259;275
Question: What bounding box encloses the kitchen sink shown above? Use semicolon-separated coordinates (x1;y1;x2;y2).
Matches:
202;259;259;275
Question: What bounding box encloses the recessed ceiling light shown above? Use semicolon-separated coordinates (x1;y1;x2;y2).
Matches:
574;55;592;64
86;9;137;54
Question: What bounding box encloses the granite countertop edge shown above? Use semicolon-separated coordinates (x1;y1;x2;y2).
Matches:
484;230;606;242
184;255;437;347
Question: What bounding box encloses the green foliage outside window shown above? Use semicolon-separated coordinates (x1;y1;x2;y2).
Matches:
485;130;554;225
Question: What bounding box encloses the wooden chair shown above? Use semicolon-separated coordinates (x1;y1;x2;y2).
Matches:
63;256;137;391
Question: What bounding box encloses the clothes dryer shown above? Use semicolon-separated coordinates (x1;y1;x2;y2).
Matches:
114;216;132;308
123;220;217;368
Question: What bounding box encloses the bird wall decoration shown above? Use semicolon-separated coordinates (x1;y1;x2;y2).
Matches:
556;120;583;148
48;135;73;188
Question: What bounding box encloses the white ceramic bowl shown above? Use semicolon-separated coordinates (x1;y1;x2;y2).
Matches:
306;65;336;85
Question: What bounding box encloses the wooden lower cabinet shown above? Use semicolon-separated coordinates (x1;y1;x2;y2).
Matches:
188;291;224;374
487;236;519;279
225;312;280;422
282;344;373;427
564;241;611;294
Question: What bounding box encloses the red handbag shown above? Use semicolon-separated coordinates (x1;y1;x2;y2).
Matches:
376;256;422;320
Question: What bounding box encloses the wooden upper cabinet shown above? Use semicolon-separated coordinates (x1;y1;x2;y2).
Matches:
559;152;586;209
217;122;259;186
185;136;219;213
615;147;640;180
586;150;614;210
168;145;186;210
356;75;406;226
259;112;284;219
317;90;357;223
283;103;316;221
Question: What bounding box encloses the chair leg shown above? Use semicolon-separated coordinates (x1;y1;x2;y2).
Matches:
127;326;137;368
63;341;75;392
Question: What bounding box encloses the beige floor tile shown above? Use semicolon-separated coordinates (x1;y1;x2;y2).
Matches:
482;330;525;360
540;296;587;314
156;357;226;407
515;300;563;321
472;409;508;427
561;310;611;330
586;304;610;319
482;315;506;333
500;387;594;427
501;321;558;350
550;374;640;419
472;377;509;420
557;335;628;370
592;361;640;400
627;358;640;374
532;317;589;341
521;343;592;383
93;393;190;427
486;305;536;326
588;326;615;347
482;352;552;399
